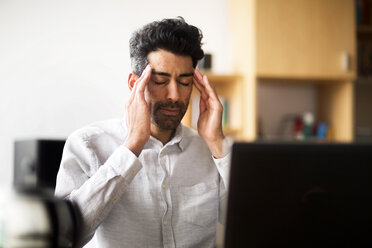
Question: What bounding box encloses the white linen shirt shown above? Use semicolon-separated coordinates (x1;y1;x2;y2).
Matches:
55;118;231;248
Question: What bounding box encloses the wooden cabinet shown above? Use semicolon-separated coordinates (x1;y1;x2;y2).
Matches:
256;0;356;79
227;0;356;142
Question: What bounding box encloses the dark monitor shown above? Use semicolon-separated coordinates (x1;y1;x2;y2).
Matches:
224;142;372;248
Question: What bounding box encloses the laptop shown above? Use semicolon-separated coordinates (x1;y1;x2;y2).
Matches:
224;142;372;248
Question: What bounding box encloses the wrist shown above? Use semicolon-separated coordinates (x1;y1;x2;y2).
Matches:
205;135;225;159
124;136;148;157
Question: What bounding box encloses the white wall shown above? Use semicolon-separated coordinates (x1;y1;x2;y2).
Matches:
0;0;229;189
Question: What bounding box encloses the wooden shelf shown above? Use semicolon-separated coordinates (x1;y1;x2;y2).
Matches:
204;73;242;84
223;127;242;137
358;25;372;33
257;74;356;82
356;76;372;83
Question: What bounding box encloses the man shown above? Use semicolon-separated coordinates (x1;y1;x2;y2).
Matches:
55;17;231;248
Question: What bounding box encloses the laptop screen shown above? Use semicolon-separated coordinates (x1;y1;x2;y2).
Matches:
224;142;372;248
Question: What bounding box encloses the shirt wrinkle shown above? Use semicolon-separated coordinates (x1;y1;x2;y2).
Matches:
55;117;231;248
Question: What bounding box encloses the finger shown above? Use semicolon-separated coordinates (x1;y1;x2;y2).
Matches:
200;74;220;102
195;69;215;94
194;69;204;83
193;75;204;93
193;77;207;113
136;65;152;92
193;71;208;96
129;65;149;101
193;77;209;102
137;64;151;81
194;71;217;103
199;92;206;113
128;77;140;102
128;82;137;102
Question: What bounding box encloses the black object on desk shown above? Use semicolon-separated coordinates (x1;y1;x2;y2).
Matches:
4;186;82;248
14;139;65;189
224;142;372;248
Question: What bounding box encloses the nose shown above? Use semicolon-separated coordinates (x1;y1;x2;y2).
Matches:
165;80;180;102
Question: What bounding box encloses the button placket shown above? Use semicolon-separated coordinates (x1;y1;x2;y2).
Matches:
158;148;175;247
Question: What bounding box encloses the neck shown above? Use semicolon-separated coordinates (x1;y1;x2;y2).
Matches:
150;123;175;145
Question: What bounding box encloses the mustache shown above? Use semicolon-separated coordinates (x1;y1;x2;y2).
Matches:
154;101;186;110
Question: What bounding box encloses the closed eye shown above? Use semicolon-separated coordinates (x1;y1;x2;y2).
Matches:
153;81;167;85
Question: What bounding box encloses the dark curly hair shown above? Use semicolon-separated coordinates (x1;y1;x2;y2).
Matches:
129;17;204;76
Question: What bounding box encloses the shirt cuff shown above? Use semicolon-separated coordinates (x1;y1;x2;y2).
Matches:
212;137;233;159
213;137;233;170
105;145;143;179
213;142;232;203
213;152;231;170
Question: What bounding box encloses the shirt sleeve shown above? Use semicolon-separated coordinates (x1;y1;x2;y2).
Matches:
212;137;233;189
55;133;142;246
212;137;233;224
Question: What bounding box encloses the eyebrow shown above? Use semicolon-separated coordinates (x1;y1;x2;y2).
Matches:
152;71;194;78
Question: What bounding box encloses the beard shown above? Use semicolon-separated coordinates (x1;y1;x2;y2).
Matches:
151;100;188;130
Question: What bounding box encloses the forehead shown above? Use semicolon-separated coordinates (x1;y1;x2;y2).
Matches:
147;49;193;75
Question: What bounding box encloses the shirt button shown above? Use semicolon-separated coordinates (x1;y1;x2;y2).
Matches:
132;170;137;175
161;184;166;189
163;221;168;225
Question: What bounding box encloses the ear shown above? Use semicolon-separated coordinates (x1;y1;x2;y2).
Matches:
128;72;139;91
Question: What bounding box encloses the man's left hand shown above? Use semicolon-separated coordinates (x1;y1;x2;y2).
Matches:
193;69;225;158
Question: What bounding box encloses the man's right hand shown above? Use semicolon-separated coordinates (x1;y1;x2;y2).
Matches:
124;65;152;157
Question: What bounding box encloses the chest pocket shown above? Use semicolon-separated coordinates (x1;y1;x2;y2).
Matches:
176;181;219;227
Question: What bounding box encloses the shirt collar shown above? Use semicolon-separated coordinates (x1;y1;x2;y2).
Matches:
168;124;185;151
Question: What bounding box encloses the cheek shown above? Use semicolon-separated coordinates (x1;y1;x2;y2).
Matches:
146;84;162;100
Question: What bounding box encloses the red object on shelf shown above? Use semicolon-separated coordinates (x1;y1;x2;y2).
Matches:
293;117;304;139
